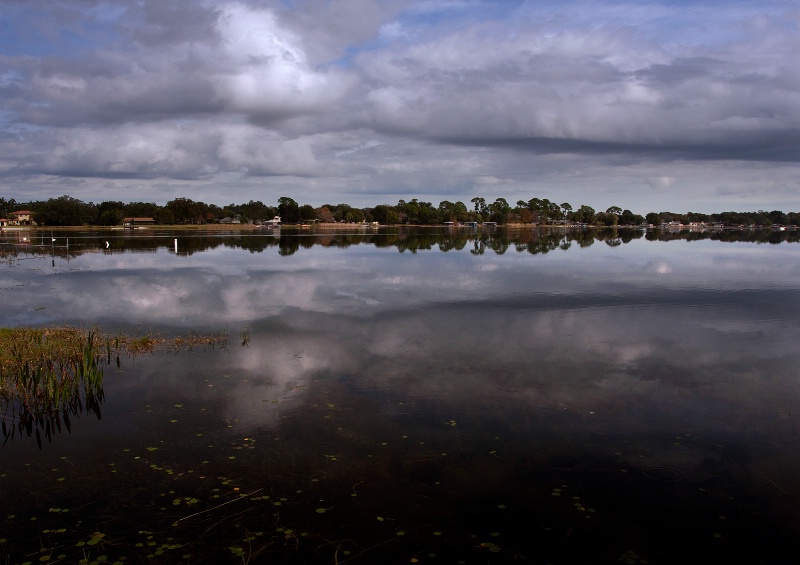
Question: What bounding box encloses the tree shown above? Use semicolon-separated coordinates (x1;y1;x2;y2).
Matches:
371;204;399;225
686;211;710;224
0;197;17;218
166;197;206;224
153;208;174;225
492;197;510;212
93;200;125;226
595;212;616;226
438;200;469;222
719;211;745;226
236;200;274;223
470;197;487;220
452;201;469;222
526;198;544;223
438;200;459;222
560;202;573;224
517;208;533;223
332;203;353;222
124;202;161;219
345;208;365;223
97;208;124;226
299;204;316;221
769;210;788;226
399;199;440;224
620;209;643;226
527;198;560;224
316;206;335;223
603;206;622;226
753;210;772;226
277;196;300;223
32;195;95;226
546;200;562;224
96;201;126;226
488;198;511;223
576;205;595;224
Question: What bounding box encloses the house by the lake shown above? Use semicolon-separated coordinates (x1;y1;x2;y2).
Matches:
10;210;34;225
122;217;156;228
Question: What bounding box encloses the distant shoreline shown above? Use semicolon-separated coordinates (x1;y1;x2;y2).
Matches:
3;222;519;231
2;222;789;232
3;223;588;232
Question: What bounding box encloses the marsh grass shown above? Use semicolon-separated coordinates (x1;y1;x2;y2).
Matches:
0;327;105;446
121;328;228;355
0;326;228;446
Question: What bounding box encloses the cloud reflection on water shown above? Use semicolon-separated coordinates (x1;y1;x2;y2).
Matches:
3;230;800;562
2;234;799;445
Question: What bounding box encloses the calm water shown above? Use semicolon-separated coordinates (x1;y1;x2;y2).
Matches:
1;227;800;564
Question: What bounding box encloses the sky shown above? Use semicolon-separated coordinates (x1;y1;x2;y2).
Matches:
1;0;798;214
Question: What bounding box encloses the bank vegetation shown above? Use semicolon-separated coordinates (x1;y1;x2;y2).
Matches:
2;195;798;228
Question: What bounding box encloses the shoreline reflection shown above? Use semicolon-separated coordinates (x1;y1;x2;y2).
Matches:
1;226;798;260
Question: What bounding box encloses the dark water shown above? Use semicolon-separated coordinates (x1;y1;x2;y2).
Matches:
1;227;800;564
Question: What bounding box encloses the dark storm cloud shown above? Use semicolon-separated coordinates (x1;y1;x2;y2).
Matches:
436;130;800;163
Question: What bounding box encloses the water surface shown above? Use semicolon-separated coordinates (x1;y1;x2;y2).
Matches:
1;227;799;564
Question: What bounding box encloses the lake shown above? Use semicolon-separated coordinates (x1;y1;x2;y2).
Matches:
1;226;799;564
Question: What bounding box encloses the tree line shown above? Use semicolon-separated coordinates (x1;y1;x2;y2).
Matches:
1;195;798;228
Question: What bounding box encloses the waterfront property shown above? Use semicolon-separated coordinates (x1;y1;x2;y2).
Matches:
122;217;156;228
8;210;35;225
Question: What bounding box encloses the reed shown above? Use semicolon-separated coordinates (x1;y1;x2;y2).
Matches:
0;325;228;446
0;327;106;446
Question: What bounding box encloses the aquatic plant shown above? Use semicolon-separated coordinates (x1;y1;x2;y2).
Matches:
0;326;229;446
0;327;106;447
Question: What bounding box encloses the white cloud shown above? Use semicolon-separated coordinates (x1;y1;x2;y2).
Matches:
213;3;355;120
335;139;386;157
37;123;221;179
647;176;676;189
0;0;798;212
217;125;320;175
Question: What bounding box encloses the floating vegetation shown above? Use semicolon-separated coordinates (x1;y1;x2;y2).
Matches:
617;549;649;564
0;331;789;563
643;466;685;482
120;327;229;355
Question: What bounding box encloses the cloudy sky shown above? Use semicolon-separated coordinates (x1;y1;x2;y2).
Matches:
1;0;798;214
